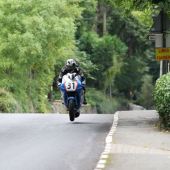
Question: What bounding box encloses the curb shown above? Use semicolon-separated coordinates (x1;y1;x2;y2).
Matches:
94;111;119;170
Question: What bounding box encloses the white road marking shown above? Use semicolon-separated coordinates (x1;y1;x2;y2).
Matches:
100;154;109;159
96;163;105;169
94;111;119;170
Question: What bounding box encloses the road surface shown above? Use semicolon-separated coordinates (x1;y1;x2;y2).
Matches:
0;114;113;170
106;110;170;170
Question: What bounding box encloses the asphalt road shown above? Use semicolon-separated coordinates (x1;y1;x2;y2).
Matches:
0;114;113;170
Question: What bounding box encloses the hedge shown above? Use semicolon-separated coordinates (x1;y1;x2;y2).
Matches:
154;72;170;129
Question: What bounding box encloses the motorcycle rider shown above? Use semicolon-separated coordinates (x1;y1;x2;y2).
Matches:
53;58;87;104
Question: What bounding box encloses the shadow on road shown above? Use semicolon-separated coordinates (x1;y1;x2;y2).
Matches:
72;122;100;125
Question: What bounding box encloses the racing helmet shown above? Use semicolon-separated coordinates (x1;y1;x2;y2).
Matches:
66;59;77;67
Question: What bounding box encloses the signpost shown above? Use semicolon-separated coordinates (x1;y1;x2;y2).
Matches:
149;34;156;41
156;48;170;60
150;9;170;76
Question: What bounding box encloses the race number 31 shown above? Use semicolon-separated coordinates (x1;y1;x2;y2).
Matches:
65;81;77;91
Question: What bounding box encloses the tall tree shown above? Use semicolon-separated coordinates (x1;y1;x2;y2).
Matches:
0;0;81;112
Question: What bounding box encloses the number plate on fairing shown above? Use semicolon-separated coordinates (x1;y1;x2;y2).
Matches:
65;81;78;91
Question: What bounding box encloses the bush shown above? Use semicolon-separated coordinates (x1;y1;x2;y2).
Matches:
86;88;121;114
138;75;154;109
154;73;170;129
0;88;19;113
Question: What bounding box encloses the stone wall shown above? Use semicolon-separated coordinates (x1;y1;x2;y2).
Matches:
52;100;96;114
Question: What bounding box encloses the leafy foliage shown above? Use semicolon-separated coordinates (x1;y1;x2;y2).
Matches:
154;73;170;129
86;88;121;113
78;31;127;90
0;0;161;113
115;57;148;98
138;75;154;109
0;88;19;113
0;0;81;112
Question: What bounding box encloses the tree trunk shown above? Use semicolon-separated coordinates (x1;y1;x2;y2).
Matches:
102;5;107;35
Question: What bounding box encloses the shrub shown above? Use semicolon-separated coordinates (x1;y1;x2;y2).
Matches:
154;73;170;129
138;75;154;109
86;88;121;114
0;88;19;113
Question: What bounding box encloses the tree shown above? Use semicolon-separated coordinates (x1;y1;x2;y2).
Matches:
77;0;157;101
0;0;81;112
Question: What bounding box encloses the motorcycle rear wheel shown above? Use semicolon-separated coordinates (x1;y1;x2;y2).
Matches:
68;99;75;121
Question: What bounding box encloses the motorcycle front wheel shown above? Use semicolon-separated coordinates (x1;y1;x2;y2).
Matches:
68;99;75;121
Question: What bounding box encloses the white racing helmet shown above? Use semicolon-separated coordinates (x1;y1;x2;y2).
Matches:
66;59;77;67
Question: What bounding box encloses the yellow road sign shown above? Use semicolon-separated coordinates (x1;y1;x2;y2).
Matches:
156;48;170;60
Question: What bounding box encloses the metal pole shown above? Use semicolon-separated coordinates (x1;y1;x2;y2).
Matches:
155;34;163;76
162;10;170;74
160;61;163;76
166;33;170;73
162;10;167;75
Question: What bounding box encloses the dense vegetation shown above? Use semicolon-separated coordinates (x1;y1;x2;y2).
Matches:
0;0;169;113
74;0;158;111
154;73;170;130
0;0;82;112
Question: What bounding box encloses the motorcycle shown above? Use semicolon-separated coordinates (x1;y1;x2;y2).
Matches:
59;73;84;121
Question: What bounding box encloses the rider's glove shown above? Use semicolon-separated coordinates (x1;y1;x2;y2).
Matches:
81;80;86;86
57;83;61;87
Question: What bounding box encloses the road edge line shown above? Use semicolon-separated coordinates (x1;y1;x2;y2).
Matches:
94;111;119;170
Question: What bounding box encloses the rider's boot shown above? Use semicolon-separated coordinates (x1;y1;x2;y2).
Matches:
60;92;64;104
83;96;87;105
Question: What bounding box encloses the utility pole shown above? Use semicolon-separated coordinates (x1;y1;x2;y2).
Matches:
161;10;170;75
150;8;170;76
155;34;163;76
166;33;170;72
